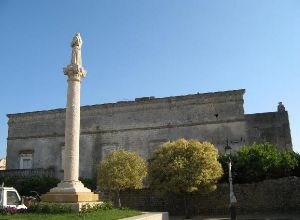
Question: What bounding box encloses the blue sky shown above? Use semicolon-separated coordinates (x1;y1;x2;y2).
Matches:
0;0;299;158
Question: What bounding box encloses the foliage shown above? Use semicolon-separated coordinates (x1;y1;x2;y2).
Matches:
97;149;147;207
27;202;73;214
148;139;223;195
79;177;97;191
291;151;300;177
0;209;142;220
218;143;299;184
79;201;113;215
0;207;26;215
27;201;113;215
0;175;60;196
148;139;223;218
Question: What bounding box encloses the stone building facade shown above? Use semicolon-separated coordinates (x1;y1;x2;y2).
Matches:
6;89;292;179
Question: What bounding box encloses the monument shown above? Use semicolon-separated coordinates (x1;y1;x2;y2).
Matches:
41;33;99;206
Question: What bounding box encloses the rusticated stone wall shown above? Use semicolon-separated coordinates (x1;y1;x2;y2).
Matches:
117;177;300;215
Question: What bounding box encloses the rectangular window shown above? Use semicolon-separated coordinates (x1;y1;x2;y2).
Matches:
19;153;33;169
22;159;32;169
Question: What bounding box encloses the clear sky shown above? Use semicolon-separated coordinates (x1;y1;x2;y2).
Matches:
0;0;299;158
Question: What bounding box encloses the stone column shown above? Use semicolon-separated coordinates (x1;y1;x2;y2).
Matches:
61;65;88;188
42;34;99;204
48;44;90;193
64;69;83;182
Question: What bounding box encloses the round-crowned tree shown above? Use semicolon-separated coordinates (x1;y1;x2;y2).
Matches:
148;138;223;218
97;149;147;207
218;143;299;184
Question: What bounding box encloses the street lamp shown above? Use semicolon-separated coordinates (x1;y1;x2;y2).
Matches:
224;139;237;220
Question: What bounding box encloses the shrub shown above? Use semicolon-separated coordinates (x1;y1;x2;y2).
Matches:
27;202;73;213
97;149;147;207
148;139;223;218
79;177;97;191
218;143;299;184
79;201;113;215
0;175;60;196
0;206;26;215
291;151;300;177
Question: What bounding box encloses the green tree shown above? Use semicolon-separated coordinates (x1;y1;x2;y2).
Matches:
291;151;300;177
97;149;147;207
148;139;223;218
0;175;60;196
218;143;298;183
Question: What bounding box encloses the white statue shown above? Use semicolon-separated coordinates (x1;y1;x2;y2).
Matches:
63;32;86;77
71;33;82;66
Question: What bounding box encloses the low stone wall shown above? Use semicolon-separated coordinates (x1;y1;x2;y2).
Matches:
117;177;300;215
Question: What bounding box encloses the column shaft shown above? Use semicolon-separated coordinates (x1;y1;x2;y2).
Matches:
64;78;81;182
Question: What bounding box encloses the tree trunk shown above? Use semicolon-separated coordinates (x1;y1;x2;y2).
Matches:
117;190;122;208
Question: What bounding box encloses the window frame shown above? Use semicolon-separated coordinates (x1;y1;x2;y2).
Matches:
19;153;33;169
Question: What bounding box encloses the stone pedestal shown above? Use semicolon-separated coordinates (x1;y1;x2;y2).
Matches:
41;192;99;203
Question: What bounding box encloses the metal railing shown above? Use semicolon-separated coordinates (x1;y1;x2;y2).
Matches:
0;169;55;178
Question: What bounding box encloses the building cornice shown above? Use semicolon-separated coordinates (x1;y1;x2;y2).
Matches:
7;89;245;118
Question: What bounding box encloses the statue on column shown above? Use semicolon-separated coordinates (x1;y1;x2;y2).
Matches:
71;33;83;66
64;32;86;77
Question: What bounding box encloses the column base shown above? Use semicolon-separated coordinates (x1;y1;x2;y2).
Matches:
41;180;100;203
49;180;91;193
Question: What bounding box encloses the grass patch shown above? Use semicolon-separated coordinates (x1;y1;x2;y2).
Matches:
0;208;142;220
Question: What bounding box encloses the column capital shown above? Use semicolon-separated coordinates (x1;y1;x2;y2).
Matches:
63;64;87;81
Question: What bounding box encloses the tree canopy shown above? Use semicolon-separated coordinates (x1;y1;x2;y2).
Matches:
148;138;223;195
97;149;147;207
219;143;299;183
